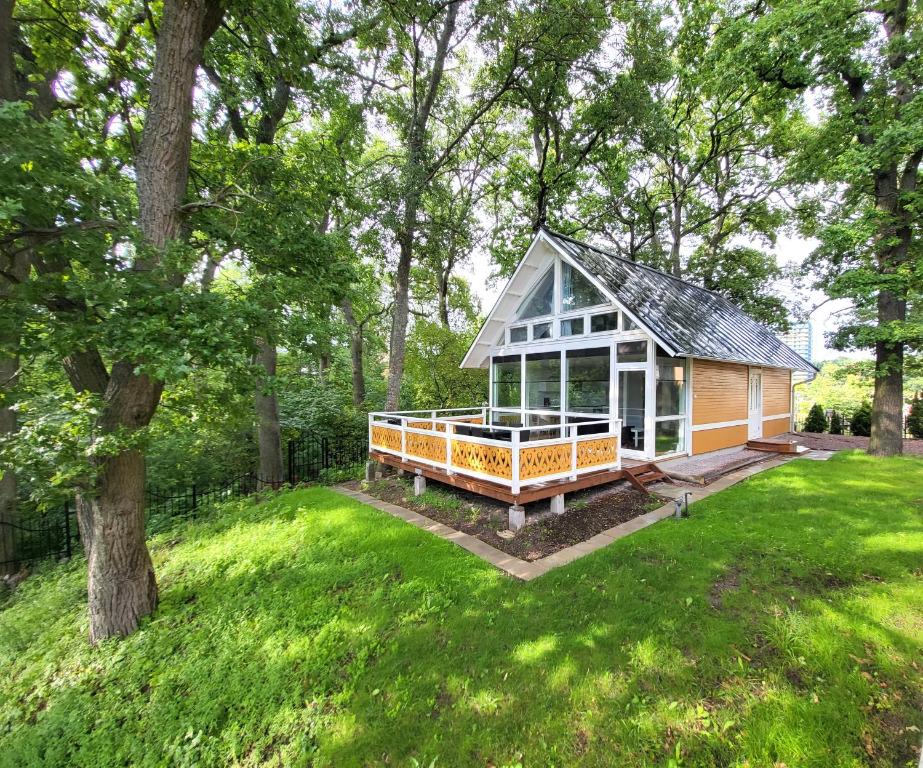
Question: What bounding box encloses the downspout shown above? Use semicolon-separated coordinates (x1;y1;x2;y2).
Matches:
791;374;816;432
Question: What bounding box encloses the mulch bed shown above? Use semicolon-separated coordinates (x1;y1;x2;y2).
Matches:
790;431;923;455
342;475;661;561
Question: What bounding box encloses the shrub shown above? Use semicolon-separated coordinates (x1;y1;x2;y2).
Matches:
829;410;844;435
907;394;923;439
804;403;828;433
850;401;873;437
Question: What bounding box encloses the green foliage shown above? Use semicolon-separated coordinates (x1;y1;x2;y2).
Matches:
796;358;923;425
403;320;487;410
1;454;922;765
803;403;828;433
828;410;844;435
414;488;463;513
850;401;873;438
907;395;923;439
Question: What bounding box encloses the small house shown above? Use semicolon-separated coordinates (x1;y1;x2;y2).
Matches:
369;228;815;522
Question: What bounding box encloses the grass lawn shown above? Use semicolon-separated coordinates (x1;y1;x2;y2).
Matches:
1;452;921;767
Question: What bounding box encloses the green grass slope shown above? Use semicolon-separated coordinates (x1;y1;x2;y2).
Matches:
1;452;921;767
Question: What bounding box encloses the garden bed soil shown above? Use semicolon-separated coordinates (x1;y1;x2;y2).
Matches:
790;431;923;455
343;475;661;561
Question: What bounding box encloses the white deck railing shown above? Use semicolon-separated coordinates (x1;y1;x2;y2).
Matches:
368;408;621;493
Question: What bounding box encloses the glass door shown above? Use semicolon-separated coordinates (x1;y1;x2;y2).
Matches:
619;369;646;454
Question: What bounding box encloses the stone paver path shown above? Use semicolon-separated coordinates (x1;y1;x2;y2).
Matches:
334;454;795;581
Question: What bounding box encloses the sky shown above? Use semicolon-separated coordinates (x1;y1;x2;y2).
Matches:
458;233;867;364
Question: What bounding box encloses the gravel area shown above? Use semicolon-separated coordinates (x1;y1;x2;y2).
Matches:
790;432;923;455
343;475;660;561
661;449;772;484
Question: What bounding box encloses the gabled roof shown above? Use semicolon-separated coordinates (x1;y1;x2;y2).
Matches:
541;228;817;373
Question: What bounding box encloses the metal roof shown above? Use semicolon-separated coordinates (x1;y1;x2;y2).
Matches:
542;228;817;373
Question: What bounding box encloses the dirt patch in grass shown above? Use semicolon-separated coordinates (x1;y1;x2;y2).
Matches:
344;475;660;560
709;566;742;609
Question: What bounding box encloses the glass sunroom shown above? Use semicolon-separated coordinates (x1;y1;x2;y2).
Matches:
370;227;812;504
484;254;689;460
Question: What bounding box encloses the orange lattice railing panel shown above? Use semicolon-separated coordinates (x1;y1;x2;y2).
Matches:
370;425;402;452
519;444;572;480
576;437;617;469
451;440;513;479
408;420;443;431
406;432;447;463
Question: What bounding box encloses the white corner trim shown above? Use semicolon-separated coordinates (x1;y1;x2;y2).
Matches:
691;419;749;432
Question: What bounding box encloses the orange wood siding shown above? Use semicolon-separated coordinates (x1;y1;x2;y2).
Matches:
762;416;790;438
762;367;792;416
691;360;748;426
692;424;748;455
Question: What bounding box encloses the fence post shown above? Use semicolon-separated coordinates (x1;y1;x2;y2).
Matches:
192;484;198;514
287;438;295;485
64;499;72;559
322;436;329;471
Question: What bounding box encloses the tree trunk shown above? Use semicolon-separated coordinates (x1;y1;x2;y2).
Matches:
76;447;157;636
384;2;458;411
67;359;163;642
437;266;451;328
868;290;905;455
0;256;28;576
73;0;223;643
340;299;366;407
0;366;17;575
254;339;284;488
669;196;682;277
386;232;414;410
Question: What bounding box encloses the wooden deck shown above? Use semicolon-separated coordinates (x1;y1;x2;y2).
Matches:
370;450;629;505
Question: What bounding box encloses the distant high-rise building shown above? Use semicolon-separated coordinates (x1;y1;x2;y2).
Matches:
780;321;814;387
780;321;813;364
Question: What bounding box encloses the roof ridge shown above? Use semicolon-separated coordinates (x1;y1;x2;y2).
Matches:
539;226;816;373
539;225;729;301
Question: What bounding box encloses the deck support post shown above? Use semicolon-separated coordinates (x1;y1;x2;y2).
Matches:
508;504;526;532
550;494;565;515
413;470;426;496
365;460;380;482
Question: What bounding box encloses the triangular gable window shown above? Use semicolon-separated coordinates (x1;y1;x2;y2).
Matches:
561;261;606;312
515;267;554;320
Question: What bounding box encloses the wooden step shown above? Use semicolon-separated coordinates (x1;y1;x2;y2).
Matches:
746;439;810;454
624;462;673;492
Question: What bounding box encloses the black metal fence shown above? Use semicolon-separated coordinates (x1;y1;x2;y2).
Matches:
794;411;916;438
1;430;369;572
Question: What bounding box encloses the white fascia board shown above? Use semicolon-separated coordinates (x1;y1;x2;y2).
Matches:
459;233;547;369
540;231;679;358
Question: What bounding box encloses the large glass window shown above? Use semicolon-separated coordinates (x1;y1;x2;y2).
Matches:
492;355;521;408
617;340;647;363
567;348;610;413
560;317;584;336
561;262;605;312
655;349;686;456
532;321;551;340
525;352;561;410
516;268;554;319
656;419;685;455
590;311;619;333
619;369;646;450
656;353;686;416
